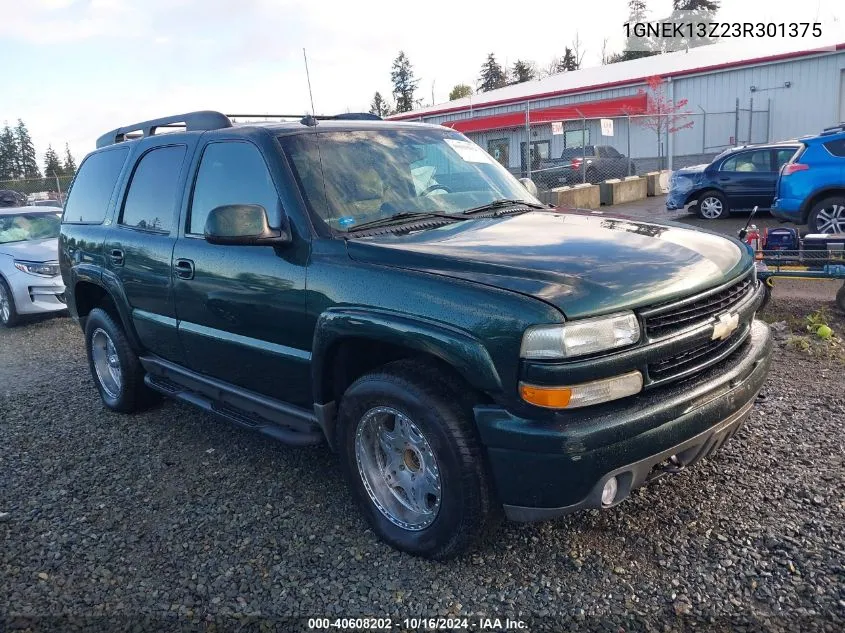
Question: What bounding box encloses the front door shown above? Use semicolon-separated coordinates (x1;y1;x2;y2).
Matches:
104;142;191;362
718;149;776;209
172;139;312;407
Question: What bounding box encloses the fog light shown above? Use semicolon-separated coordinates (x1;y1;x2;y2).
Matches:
601;477;618;506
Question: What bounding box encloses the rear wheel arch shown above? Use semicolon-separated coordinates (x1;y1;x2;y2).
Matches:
73;280;142;351
801;188;845;223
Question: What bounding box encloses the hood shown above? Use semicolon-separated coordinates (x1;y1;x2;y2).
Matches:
346;211;750;318
674;164;708;175
0;237;59;262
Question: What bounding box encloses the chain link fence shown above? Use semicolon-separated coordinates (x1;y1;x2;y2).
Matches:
448;99;772;193
0;175;73;206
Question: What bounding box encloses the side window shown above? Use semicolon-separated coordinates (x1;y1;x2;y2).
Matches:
189;142;279;235
721;151;770;172
824;139;845;157
119;146;186;233
606;147;622;158
596;147;608;158
775;148;797;170
62;147;129;223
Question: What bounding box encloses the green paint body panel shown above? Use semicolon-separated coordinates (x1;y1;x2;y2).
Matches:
59;120;773;517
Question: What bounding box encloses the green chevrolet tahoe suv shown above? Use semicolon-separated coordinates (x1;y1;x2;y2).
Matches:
59;111;772;559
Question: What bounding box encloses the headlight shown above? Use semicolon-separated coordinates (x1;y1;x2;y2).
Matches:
520;312;640;359
14;260;60;277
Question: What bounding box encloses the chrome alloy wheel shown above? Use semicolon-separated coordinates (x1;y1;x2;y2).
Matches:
91;328;122;398
700;196;724;219
815;203;845;233
0;283;9;324
355;406;442;530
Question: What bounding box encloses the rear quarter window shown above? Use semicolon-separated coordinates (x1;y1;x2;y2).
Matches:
62;147;130;224
823;139;845;157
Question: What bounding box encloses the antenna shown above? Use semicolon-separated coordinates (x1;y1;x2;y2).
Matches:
303;48;316;116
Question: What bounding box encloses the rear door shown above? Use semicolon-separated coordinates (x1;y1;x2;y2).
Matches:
104;140;193;362
718;149;775;209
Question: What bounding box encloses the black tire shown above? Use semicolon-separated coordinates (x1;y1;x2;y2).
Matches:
697;190;729;220
836;283;845;314
0;277;20;327
336;360;495;560
808;197;845;234
759;279;773;311
84;307;154;412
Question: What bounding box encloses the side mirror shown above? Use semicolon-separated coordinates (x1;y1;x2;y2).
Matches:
519;177;539;197
203;204;291;246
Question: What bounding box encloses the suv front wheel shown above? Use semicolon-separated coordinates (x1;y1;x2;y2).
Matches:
337;360;495;559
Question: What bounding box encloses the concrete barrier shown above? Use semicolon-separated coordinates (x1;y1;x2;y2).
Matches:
599;177;647;205
645;171;672;196
542;184;600;209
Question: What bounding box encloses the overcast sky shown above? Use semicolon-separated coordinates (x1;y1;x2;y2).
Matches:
1;0;843;168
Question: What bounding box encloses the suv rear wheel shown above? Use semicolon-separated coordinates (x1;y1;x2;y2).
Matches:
85;307;155;412
697;190;729;220
808;197;845;234
337;360;495;559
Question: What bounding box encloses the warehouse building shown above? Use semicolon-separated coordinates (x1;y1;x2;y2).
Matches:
390;40;845;184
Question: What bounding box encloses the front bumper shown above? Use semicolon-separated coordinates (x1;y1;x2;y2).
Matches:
5;269;66;315
474;319;772;521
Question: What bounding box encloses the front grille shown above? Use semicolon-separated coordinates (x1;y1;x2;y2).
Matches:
643;276;753;339
648;327;746;381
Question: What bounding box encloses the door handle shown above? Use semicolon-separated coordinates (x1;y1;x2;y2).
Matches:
109;248;124;266
718;177;731;182
174;258;195;280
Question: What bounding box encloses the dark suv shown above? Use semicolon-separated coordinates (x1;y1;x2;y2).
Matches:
535;145;636;188
60;110;772;559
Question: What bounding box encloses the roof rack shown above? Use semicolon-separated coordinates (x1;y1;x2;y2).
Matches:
96;111;384;148
820;122;845;136
228;112;382;127
96;110;233;148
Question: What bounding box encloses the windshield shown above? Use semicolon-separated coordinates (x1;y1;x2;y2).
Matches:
0;212;61;244
279;128;540;232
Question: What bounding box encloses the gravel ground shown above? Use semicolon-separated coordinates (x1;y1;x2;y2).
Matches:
2;294;844;632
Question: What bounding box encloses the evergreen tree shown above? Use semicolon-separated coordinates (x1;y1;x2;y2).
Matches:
15;119;40;179
448;84;473;100
609;0;661;63
63;143;77;176
559;48;579;72
0;124;17;181
673;0;719;10
369;91;392;118
478;53;507;92
629;0;648;20
510;60;536;84
390;51;419;114
44;145;62;178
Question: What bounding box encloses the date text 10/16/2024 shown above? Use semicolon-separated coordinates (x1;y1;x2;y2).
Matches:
307;617;528;630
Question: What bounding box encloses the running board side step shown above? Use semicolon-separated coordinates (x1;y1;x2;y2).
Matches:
140;356;324;447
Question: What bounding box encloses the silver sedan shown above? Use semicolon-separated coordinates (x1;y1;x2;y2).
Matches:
0;207;66;327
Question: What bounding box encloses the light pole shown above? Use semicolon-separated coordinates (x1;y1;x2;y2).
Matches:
50;170;62;203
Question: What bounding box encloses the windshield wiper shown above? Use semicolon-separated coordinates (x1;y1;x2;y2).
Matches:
346;211;468;233
462;199;547;216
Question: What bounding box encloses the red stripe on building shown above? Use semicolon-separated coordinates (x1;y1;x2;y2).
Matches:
441;94;648;134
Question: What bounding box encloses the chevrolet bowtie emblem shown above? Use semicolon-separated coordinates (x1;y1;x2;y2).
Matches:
712;312;739;341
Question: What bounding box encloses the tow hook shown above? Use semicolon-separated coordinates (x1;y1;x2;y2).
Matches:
654;455;685;475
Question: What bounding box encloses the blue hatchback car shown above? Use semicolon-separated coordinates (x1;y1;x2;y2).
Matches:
772;125;845;233
666;143;800;220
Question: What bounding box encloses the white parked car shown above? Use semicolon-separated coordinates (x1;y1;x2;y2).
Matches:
0;206;66;327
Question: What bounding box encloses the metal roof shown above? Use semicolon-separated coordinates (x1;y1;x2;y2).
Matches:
391;39;845;121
